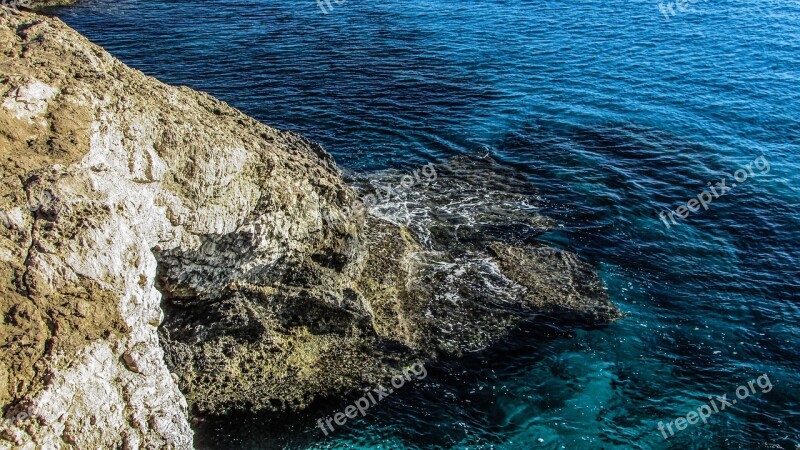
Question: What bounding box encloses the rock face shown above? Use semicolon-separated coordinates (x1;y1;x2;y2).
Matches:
0;9;360;448
0;8;620;450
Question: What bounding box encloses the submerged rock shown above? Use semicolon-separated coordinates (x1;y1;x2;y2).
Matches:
0;8;620;449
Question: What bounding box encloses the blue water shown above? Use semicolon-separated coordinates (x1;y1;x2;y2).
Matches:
53;0;800;448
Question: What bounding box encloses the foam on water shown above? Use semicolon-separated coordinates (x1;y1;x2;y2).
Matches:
349;155;555;250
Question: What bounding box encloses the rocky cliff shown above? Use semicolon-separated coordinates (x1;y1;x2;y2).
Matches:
0;9;620;449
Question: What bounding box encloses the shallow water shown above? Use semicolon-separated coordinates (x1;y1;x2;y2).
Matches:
54;0;800;448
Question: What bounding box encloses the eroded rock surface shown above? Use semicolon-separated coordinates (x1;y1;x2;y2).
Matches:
1;8;620;449
1;9;359;448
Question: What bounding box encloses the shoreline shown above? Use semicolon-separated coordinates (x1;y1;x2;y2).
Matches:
0;8;620;449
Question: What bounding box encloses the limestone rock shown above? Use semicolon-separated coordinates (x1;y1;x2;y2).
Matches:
0;8;356;448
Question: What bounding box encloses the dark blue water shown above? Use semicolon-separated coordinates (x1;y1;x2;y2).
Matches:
53;0;800;448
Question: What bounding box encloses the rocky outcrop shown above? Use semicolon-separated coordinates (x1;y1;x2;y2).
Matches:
0;8;361;448
0;8;620;449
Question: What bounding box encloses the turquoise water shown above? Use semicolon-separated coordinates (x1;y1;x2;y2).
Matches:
53;0;800;448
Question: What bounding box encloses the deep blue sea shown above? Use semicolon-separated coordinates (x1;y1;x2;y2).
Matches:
53;0;799;448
